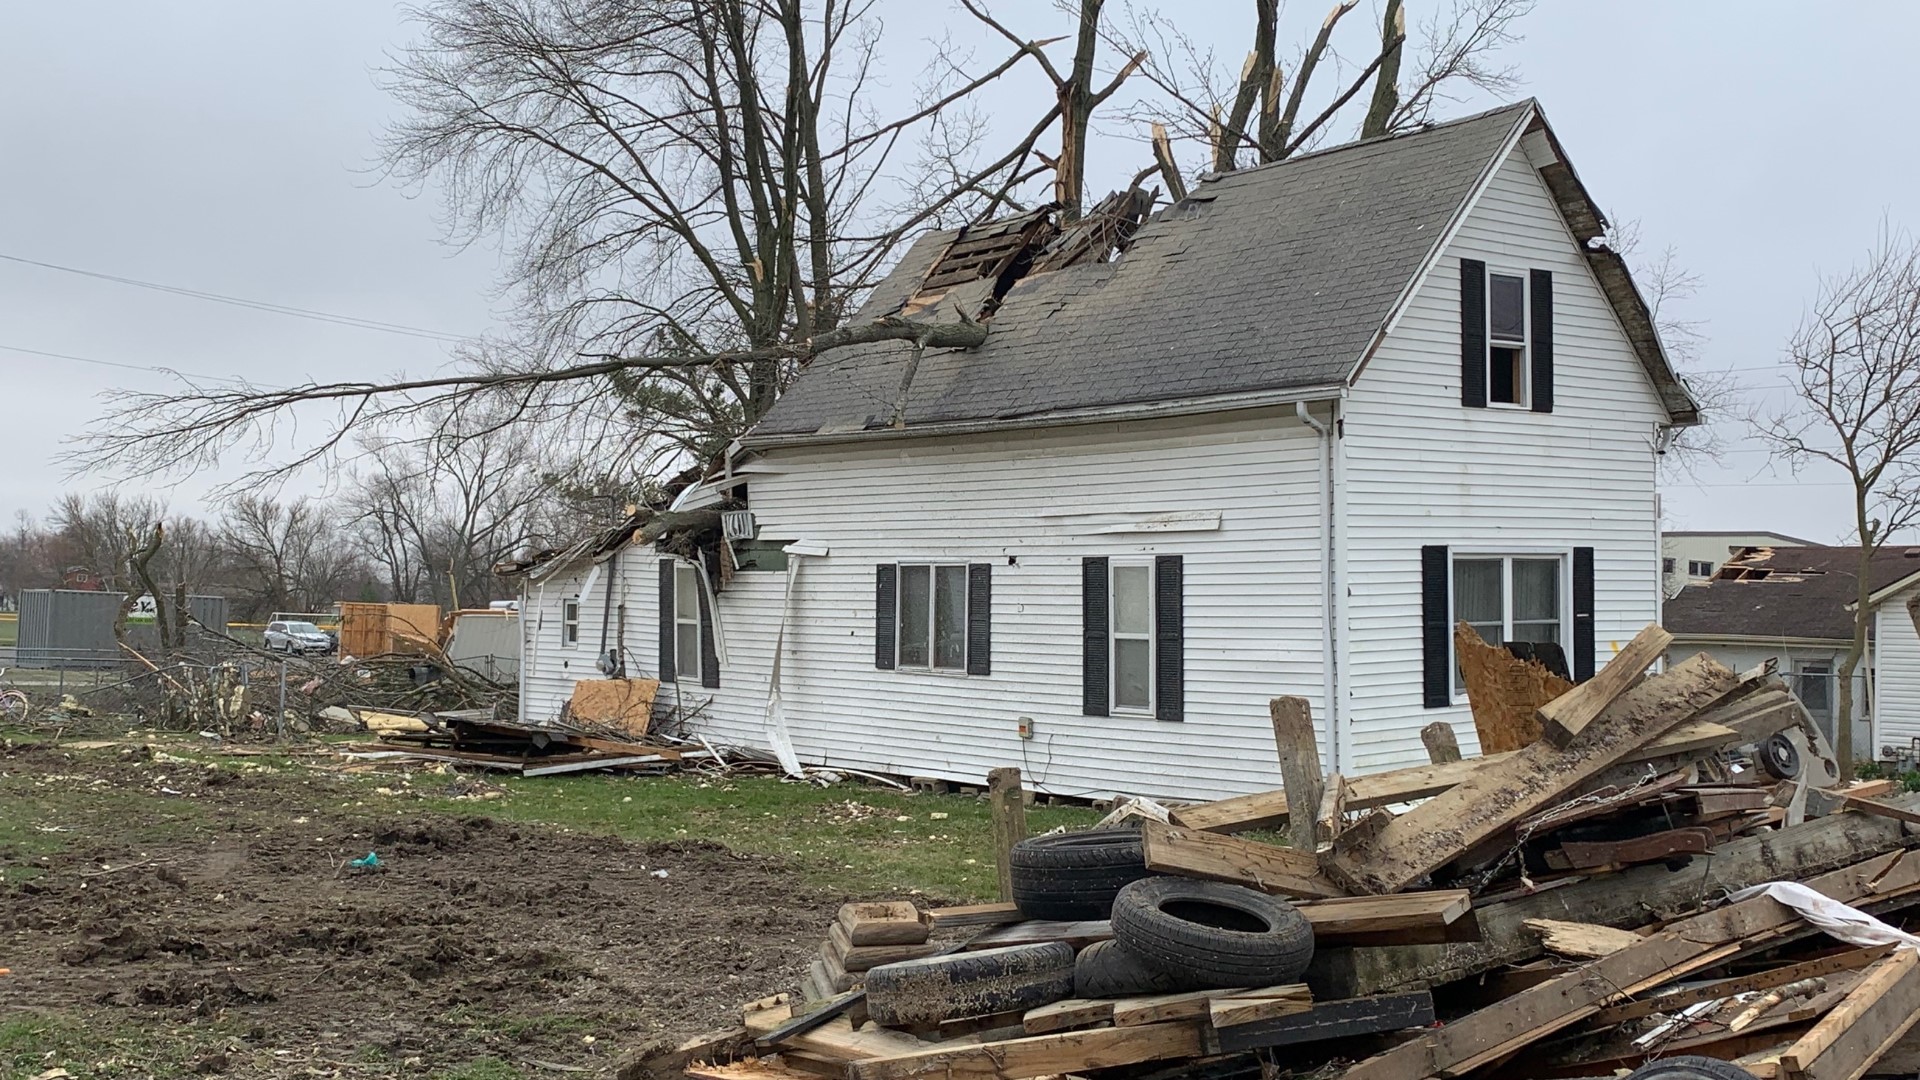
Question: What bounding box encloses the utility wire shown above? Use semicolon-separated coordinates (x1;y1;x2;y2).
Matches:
0;252;472;343
0;341;233;383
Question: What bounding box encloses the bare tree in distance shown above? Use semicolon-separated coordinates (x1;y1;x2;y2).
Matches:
1754;226;1920;777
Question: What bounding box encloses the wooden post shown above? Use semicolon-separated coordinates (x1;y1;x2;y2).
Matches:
1421;722;1462;764
988;767;1028;901
1270;697;1323;852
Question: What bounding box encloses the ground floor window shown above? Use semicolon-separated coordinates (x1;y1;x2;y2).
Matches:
1110;560;1156;712
897;563;969;670
1453;554;1563;692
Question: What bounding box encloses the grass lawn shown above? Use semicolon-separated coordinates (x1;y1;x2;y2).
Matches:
0;613;15;647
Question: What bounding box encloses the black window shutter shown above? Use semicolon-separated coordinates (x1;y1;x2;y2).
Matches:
1420;545;1451;708
1572;547;1596;681
874;565;897;670
1460;259;1488;408
1154;555;1184;722
966;563;992;676
1530;268;1554;413
657;559;676;683
696;562;719;689
1082;557;1110;717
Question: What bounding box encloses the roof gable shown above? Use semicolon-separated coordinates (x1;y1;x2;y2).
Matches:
748;100;1694;445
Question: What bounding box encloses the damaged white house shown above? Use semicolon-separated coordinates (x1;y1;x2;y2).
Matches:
507;100;1700;803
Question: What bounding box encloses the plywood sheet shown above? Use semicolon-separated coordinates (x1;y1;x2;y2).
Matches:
1455;622;1574;753
568;677;661;736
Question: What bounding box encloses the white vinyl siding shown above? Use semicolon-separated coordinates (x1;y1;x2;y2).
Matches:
1878;592;1920;754
1340;144;1667;770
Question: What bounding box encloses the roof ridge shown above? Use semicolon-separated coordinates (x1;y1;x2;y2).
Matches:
1188;98;1536;189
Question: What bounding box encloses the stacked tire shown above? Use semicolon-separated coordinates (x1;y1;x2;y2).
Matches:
864;828;1319;1026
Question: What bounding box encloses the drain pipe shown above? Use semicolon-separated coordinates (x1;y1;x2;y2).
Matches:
1295;400;1340;775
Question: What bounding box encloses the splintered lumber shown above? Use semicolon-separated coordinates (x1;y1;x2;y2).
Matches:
1207;986;1313;1028
845;1022;1206;1080
1780;949;1920;1080
923;903;1022;929
1341;848;1920;1080
1271;696;1324;851
1021;998;1115;1035
1316;773;1348;845
1455;621;1574;752
1295;891;1473;947
1170;718;1734;835
1843;796;1920;827
963;920;1111;951
825;922;939;972
1421;721;1462;764
1139;821;1347;899
1111;988;1236;1027
617;1027;755;1079
838;902;930;947
1591;946;1890;1026
685;1059;820;1080
1309;793;1920;999
1323;653;1738;895
1212;992;1436;1053
1538;623;1671;746
1523;918;1643;958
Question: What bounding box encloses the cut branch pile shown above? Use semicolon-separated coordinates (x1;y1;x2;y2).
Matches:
641;624;1920;1080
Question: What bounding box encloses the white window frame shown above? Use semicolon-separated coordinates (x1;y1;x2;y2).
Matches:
1689;559;1715;578
1110;558;1157;715
1449;550;1569;698
1485;268;1531;409
673;564;702;683
894;562;970;673
560;597;580;648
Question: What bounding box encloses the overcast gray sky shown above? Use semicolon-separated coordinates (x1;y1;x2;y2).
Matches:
1;2;1908;541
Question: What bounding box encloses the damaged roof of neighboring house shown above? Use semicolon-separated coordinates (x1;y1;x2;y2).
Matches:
1664;545;1920;642
745;99;1697;445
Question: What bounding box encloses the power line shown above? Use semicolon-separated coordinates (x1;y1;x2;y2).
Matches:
0;252;473;343
0;341;232;383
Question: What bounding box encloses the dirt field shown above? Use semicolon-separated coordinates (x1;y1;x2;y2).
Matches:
0;740;843;1078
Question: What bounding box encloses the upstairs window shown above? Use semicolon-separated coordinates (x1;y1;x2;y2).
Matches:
1689;559;1715;578
1487;272;1529;406
561;597;580;647
674;565;702;679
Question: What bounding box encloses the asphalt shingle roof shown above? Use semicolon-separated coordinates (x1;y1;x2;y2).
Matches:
1664;545;1920;641
750;103;1534;439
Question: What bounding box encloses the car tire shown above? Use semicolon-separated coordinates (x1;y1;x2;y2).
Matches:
1624;1056;1762;1080
1110;877;1314;989
865;942;1075;1027
1073;939;1198;998
1009;829;1154;920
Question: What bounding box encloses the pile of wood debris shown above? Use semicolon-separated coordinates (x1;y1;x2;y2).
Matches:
334;708;714;777
637;626;1920;1080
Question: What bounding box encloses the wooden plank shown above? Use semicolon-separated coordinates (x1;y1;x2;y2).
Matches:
1341;848;1917;1080
1421;721;1462;764
1589;946;1889;1027
1781;950;1920;1080
559;733;682;759
1316;772;1347;846
1140;821;1346;899
1522;918;1643;959
1207;986;1313;1029
1555;825;1716;870
1020;998;1114;1035
826;921;939;972
1170;718;1738;835
743;1006;931;1063
685;1059;820;1080
614;1026;754;1079
963;919;1111;951
1271;696;1324;852
816;946;860;994
1456;621;1572;752
1212;992;1435;1053
988;768;1027;903
923;903;1022;929
1538;623;1671;747
845;1022;1206;1080
1324;653;1738;895
1845;796;1920;827
522;753;666;776
1309;798;1920;999
1294;890;1472;947
837;902;930;947
756;988;868;1051
1110;989;1237;1027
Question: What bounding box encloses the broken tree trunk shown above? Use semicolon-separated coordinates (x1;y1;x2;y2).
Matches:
1323;653;1737;895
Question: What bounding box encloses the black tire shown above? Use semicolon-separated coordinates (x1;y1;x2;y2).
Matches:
1110;877;1314;989
1009;829;1153;920
1760;734;1802;780
1625;1056;1761;1080
865;942;1075;1027
1073;939;1200;998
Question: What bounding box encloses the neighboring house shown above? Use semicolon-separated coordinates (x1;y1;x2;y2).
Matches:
511;100;1700;802
1660;530;1815;597
1663;544;1920;760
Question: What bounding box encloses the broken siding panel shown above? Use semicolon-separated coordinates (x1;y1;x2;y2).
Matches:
1340;148;1666;773
1877;592;1920;752
688;410;1329;803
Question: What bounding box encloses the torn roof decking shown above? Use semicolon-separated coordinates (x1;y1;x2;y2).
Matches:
748;100;1696;445
1665;545;1920;642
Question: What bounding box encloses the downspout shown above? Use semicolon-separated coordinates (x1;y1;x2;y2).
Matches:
597;549;619;674
1295;400;1340;775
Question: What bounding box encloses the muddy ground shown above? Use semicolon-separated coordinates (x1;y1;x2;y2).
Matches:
0;741;840;1078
